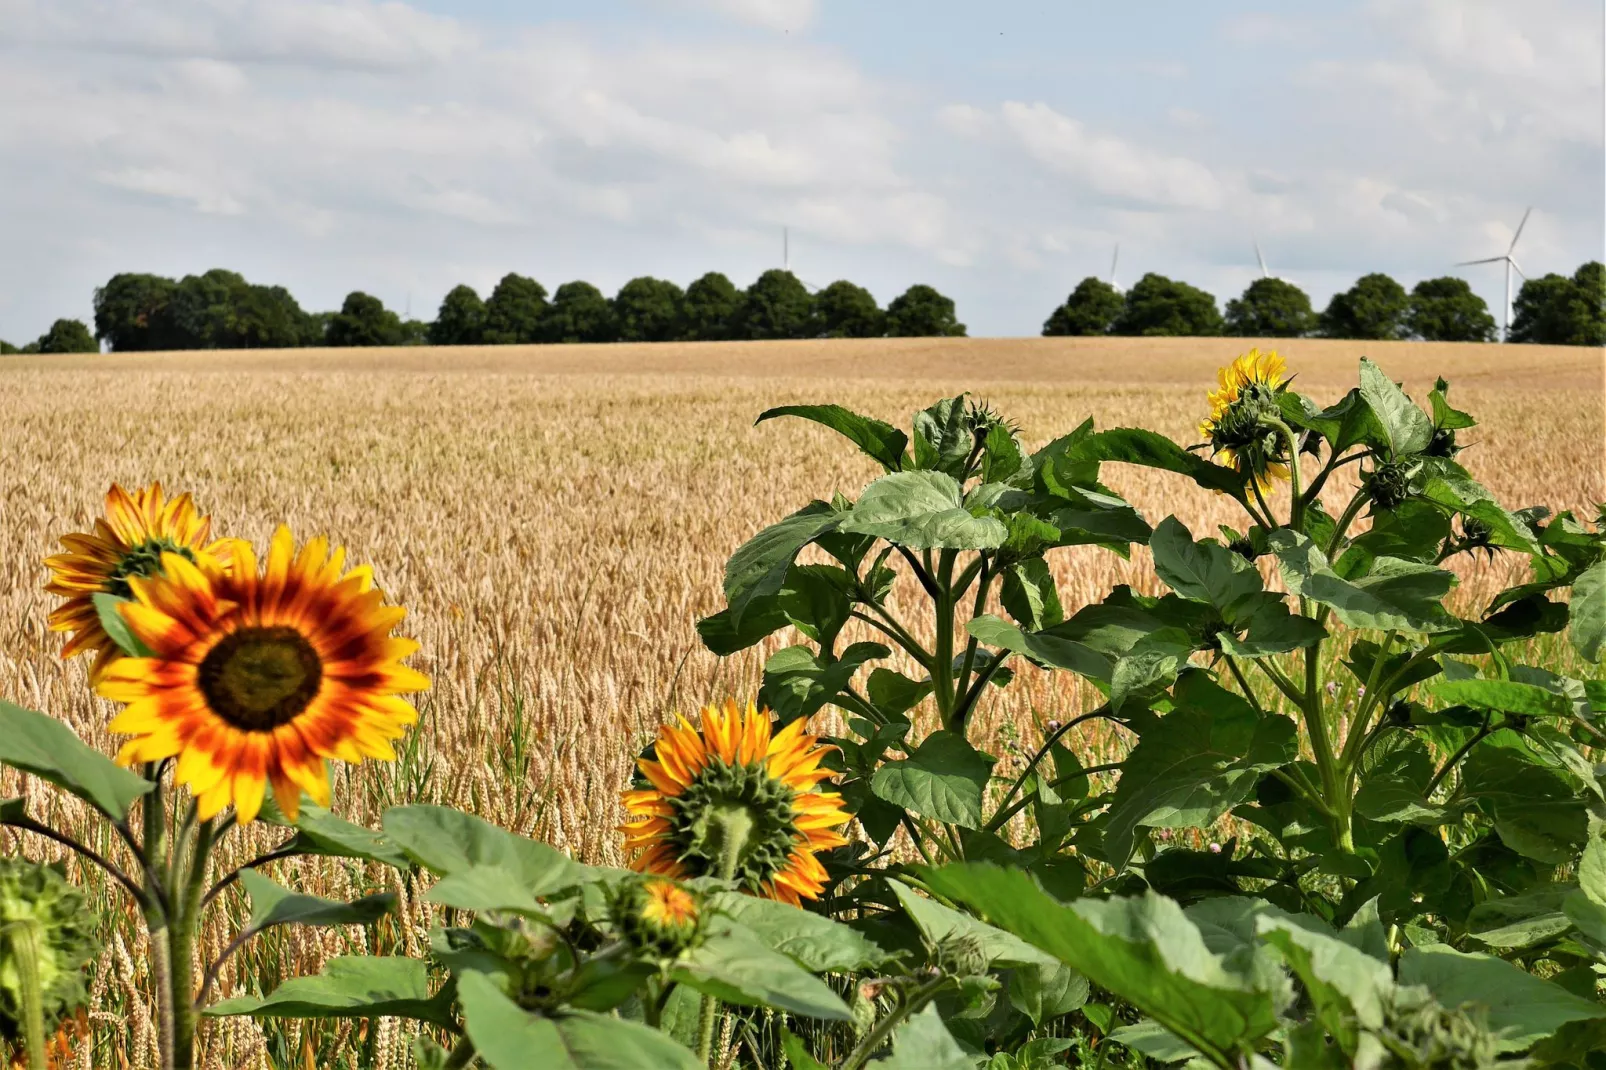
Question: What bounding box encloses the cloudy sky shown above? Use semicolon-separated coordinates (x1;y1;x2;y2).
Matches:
1;0;1601;341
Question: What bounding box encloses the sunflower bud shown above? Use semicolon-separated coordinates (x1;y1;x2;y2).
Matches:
935;932;991;979
1363;460;1414;510
610;877;703;958
1425;426;1460;458
0;861;95;1060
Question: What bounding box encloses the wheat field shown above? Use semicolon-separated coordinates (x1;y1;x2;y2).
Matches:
0;337;1600;1067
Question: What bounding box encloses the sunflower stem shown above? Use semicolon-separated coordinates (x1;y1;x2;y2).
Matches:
140;768;178;1070
3;918;47;1070
698;807;753;1065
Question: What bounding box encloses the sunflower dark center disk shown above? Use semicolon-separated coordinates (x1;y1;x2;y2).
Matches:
106;539;196;599
667;760;799;892
199;626;323;731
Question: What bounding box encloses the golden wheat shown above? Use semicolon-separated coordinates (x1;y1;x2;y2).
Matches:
0;338;1599;1067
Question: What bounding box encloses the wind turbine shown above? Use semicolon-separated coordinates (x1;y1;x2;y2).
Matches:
1252;236;1298;287
1457;206;1531;342
1108;243;1123;294
783;226;820;293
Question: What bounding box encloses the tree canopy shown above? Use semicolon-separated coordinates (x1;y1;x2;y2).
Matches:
1509;261;1605;346
22;319;99;354
734;270;814;340
428;284;487;346
681;272;741;341
93;270;320;350
811;280;884;338
325;292;405;347
886;284;965;337
1318;272;1410;340
542;281;616;344
1224;277;1317;337
1407;276;1496;342
612;277;686;343
1042;277;1123;336
1113;273;1222;336
482;273;548;345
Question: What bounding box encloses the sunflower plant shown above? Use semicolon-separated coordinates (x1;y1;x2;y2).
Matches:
694;354;1606;1066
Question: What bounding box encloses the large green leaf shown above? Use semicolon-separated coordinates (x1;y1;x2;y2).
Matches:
382;805;585;895
707;892;890;973
1269;531;1456;633
871;731;993;828
1109;629;1194;713
1257;913;1393;1035
1459;748;1588;864
1000;557;1064;632
671;923;851;1020
280;805;410;869
1465;885;1576;950
841;471;1008;550
1149;517;1262;616
0;700;154;820
1429;679;1567;717
756;404;908;471
92;592;154;657
872;1005;972;1070
424;864;548;916
1570;561;1606;663
888;881;1087;1024
724;502;842;627
1358;358;1433;457
1104;674;1297;862
1067;427;1246;498
205;956;453;1026
911;396;973;476
1397;944;1606;1052
238;869;394;932
966;614;1112;682
922;864;1279;1064
760;642;889;724
458;971;702;1070
695;595;791;656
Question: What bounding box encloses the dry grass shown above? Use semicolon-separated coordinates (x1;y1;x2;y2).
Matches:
0;337;1600;1067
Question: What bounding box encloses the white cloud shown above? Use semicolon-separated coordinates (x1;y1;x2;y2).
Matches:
648;0;817;32
999;102;1227;210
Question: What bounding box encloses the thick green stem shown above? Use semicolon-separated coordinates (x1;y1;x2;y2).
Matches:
441;1038;478;1069
839;977;952;1070
952;556;993;716
140;769;177;1070
1263;417;1304;532
5;919;47;1070
932;551;958;731
169;816;215;1069
696;808;753;1066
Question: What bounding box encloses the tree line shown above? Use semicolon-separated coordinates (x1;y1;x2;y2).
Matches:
0;269;966;355
1042;261;1605;344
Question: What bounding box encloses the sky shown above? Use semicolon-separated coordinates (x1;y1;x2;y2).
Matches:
0;0;1602;342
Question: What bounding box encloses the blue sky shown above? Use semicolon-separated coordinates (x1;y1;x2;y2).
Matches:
0;0;1600;341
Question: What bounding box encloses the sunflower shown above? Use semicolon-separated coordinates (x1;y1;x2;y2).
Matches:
620;699;850;905
612;876;703;957
94;526;429;824
44;483;240;683
1198;348;1292;493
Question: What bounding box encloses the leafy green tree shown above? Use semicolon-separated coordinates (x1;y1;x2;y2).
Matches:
1224;277;1317;337
1112;273;1222;336
0;340;16;355
734;270;814;340
325;292;405;347
612;277;686;342
400;320;429;345
1509;261;1606;346
1042;277;1123;336
94;273;180;351
886;284;966;337
428;284;487;346
31;318;99;353
681;272;741;341
541;281;616;343
220;280;319;348
1319;273;1410;340
483;273;549;344
810;280;884;338
1407;276;1496;342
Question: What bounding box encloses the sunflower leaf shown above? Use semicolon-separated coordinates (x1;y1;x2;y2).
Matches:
0;700;154;820
671;922;851;1020
205;956;455;1027
238;869;395;933
93;592;154;657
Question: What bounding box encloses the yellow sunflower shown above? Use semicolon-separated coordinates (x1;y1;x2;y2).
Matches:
44;483;239;683
1198;348;1292;493
94;525;429;824
621;699;850;905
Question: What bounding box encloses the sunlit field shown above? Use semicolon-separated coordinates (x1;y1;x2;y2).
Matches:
1;336;1600;1068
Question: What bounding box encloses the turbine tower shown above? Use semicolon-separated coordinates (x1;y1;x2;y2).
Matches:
782;226;819;292
1457;207;1531;342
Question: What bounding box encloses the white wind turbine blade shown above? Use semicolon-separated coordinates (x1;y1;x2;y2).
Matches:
1254;239;1269;278
1507;206;1532;255
1508;257;1526;280
1457;256;1506;266
1109;243;1121;290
